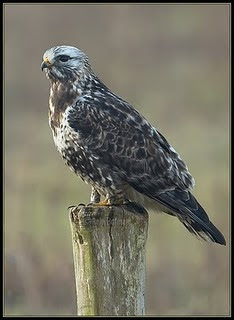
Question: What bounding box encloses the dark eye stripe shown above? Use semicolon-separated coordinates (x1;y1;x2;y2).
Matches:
59;55;70;62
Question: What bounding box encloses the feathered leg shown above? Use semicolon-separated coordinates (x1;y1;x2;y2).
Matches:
90;187;101;203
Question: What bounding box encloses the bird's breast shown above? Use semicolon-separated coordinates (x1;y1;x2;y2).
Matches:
49;112;79;154
51;119;99;186
48;82;80;135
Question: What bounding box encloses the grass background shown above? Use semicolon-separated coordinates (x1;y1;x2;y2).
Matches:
4;4;230;316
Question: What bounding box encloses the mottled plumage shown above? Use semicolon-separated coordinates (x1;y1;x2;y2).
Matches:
41;45;226;245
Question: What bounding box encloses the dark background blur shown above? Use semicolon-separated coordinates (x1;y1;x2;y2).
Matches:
4;4;230;316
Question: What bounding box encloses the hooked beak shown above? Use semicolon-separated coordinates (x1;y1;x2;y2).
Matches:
41;61;48;71
41;58;52;71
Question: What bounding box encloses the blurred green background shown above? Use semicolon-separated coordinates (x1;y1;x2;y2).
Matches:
4;4;230;316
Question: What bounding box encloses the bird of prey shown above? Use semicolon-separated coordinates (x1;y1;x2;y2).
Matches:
41;45;226;245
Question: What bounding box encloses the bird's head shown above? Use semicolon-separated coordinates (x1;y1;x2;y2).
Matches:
41;45;90;82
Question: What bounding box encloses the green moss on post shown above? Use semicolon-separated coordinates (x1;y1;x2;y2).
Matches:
69;205;148;316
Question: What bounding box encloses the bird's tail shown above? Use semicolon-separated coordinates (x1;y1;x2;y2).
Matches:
177;207;226;245
155;190;226;245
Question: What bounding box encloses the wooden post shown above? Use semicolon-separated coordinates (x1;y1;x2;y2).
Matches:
69;205;148;316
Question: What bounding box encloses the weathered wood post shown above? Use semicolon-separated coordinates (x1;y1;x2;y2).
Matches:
69;205;148;316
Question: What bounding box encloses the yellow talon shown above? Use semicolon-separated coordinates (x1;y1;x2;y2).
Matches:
89;198;124;206
90;199;111;206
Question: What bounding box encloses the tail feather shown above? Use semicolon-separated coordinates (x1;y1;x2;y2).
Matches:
178;205;226;245
156;190;226;245
128;180;226;245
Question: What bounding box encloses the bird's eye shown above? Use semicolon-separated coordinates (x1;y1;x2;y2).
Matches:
59;55;70;62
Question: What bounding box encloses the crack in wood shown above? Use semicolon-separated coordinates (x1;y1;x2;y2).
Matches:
108;209;114;261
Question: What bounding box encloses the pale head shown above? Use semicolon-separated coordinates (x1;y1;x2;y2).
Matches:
41;45;90;81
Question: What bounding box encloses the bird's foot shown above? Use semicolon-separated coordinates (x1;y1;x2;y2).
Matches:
67;203;86;213
87;198;124;207
87;199;112;207
67;204;87;222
